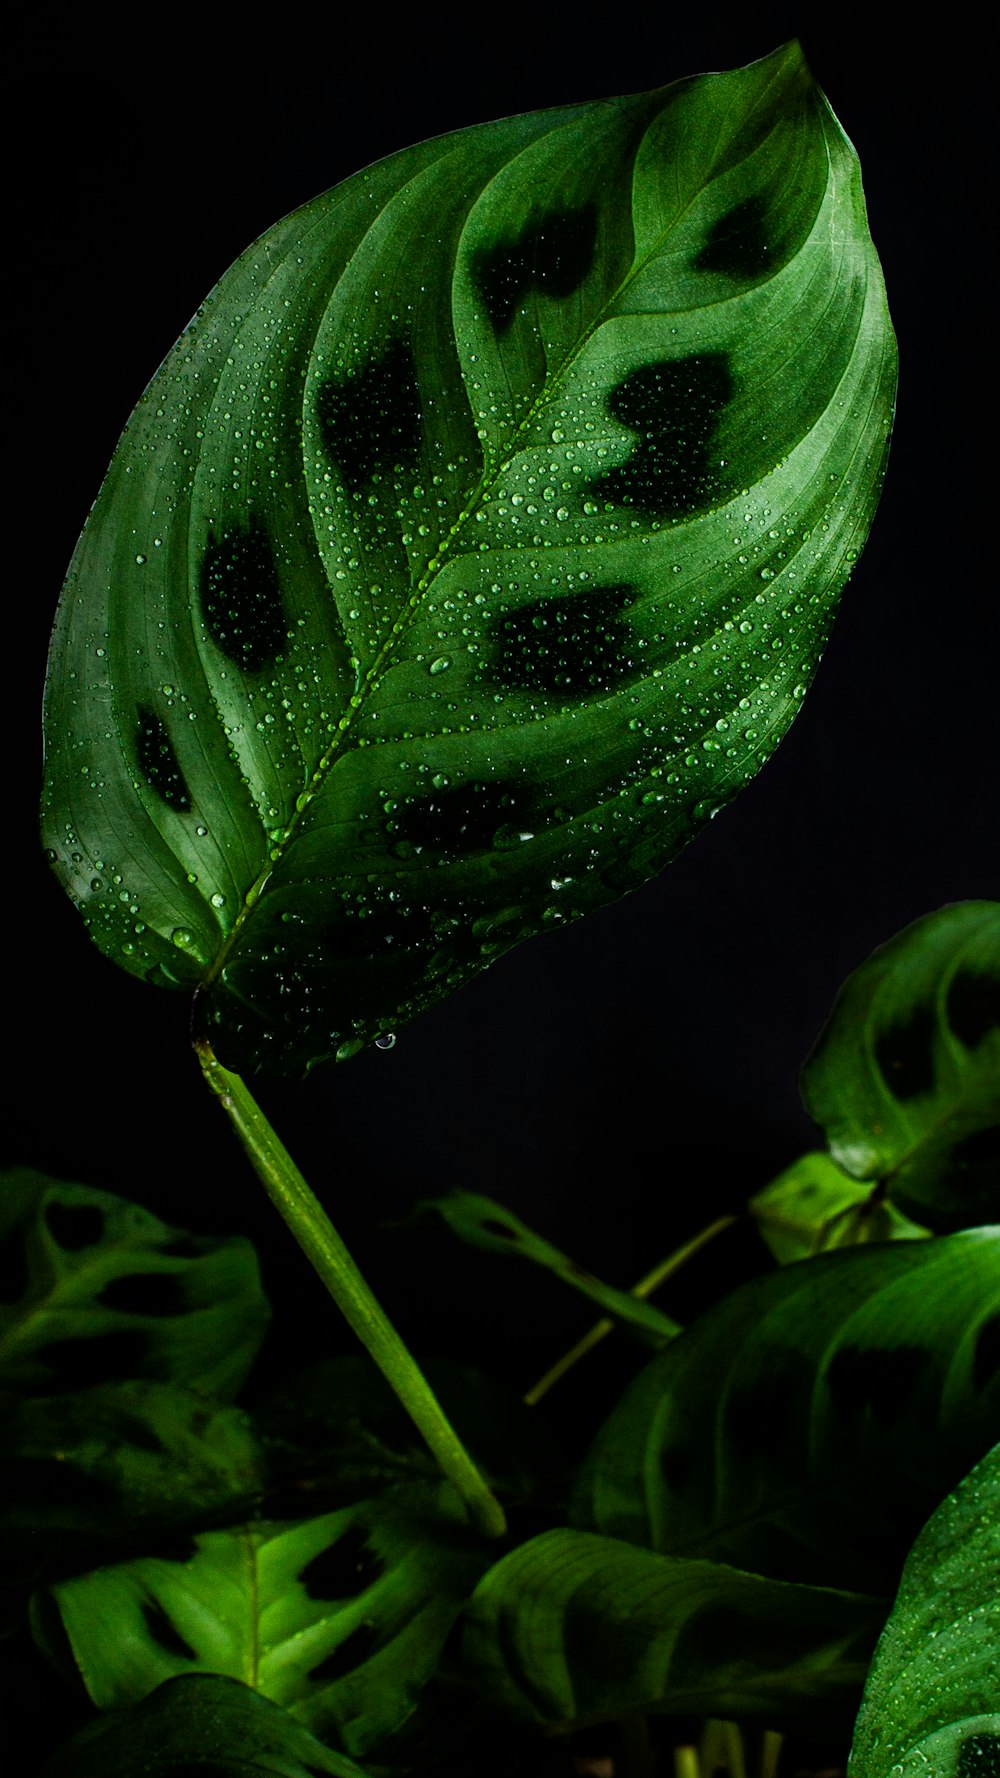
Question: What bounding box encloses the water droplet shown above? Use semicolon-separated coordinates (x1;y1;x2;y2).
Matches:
171;928;195;949
211;892;226;908
135;554;147;565
429;656;451;675
374;1032;397;1050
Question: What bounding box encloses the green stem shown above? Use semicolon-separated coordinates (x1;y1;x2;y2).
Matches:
195;1037;506;1540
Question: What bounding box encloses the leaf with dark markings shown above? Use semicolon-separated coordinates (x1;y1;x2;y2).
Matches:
41;44;895;1075
848;1444;1000;1777
0;1169;269;1397
33;1480;490;1757
571;1230;1000;1593
463;1527;882;1726
37;1672;366;1777
801;903;1000;1229
749;1151;929;1265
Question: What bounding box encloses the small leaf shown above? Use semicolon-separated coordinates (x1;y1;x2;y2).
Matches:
42;44;896;1075
572;1230;1000;1592
463;1527;881;1726
37;1672;366;1776
419;1193;678;1344
0;1168;269;1397
800;903;1000;1229
848;1444;1000;1777
749;1151;929;1265
33;1481;490;1757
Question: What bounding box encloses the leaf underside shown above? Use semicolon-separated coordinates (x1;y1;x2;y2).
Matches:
42;43;895;1074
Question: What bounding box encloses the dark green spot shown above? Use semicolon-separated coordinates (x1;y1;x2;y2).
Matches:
495;1605;560;1720
472;203;598;334
973;1313;1000;1393
490;584;636;695
158;1237;203;1260
694;195;773;281
136;706;191;811
32;1330;149;1391
156;1535;200;1563
874;1005;937;1100
951;1124;1000;1170
725;1362;802;1458
99;1271;188;1316
595;354;733;520
479;1218;519;1240
0;1222;28;1303
4;1456;115;1510
946;969;1000;1050
388;780;527;854
141;1598;197;1662
562;1588;645;1689
116;1412;168;1455
44;1201;105;1251
959;1735;1000;1777
316;338;422;490
825;1343;930;1425
659;1446;692;1492
200;523;286;671
307;1621;381;1683
298;1524;383;1602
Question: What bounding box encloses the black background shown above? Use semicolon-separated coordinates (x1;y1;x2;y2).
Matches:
9;2;996;1446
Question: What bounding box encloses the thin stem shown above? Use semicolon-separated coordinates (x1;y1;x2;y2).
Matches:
195;1037;506;1540
524;1216;736;1406
759;1730;783;1778
674;1749;701;1778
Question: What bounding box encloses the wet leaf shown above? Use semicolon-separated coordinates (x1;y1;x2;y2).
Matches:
42;44;895;1075
749;1151;929;1265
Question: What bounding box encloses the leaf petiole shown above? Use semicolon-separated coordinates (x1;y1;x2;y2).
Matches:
194;1037;506;1540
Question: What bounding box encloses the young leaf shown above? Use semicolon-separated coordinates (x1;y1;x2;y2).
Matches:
848;1443;1000;1778
571;1230;1000;1593
463;1527;881;1726
37;1672;367;1777
41;44;896;1075
418;1192;678;1343
0;1168;269;1397
800;902;1000;1230
33;1480;490;1758
749;1151;929;1265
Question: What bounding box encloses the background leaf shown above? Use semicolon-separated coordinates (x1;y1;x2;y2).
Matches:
37;1672;367;1777
748;1151;929;1264
848;1444;1000;1778
33;1480;490;1758
463;1527;881;1726
41;44;895;1075
0;1168;269;1397
800;902;1000;1230
571;1229;1000;1592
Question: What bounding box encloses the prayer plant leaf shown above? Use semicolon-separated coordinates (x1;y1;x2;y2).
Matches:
848;1443;1000;1778
571;1229;1000;1594
0;1168;269;1398
37;1673;367;1778
41;43;896;1076
748;1151;930;1265
32;1480;491;1759
0;1379;263;1540
463;1528;881;1726
418;1192;678;1343
800;902;1000;1231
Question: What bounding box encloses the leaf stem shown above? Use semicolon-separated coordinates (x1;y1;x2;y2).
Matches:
523;1216;736;1406
195;1037;506;1540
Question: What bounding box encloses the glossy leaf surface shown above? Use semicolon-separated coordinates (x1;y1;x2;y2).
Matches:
35;1480;489;1757
42;44;895;1074
848;1444;1000;1777
0;1168;269;1397
38;1673;366;1777
749;1151;929;1264
463;1527;880;1726
572;1230;1000;1592
801;903;1000;1229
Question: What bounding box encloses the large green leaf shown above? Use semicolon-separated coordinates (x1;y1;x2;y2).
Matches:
800;903;1000;1230
571;1230;1000;1592
38;1673;366;1777
848;1443;1000;1778
463;1527;881;1726
0;1168;269;1397
748;1151;929;1265
33;1480;489;1757
41;44;895;1075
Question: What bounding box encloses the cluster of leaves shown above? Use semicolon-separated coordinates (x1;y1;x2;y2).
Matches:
3;902;997;1774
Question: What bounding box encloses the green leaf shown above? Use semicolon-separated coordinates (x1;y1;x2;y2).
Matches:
418;1193;677;1343
38;1672;367;1777
0;1168;269;1397
848;1444;1000;1778
800;903;1000;1230
749;1151;930;1264
33;1480;490;1758
571;1230;1000;1593
463;1527;881;1726
0;1379;262;1539
41;44;896;1076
